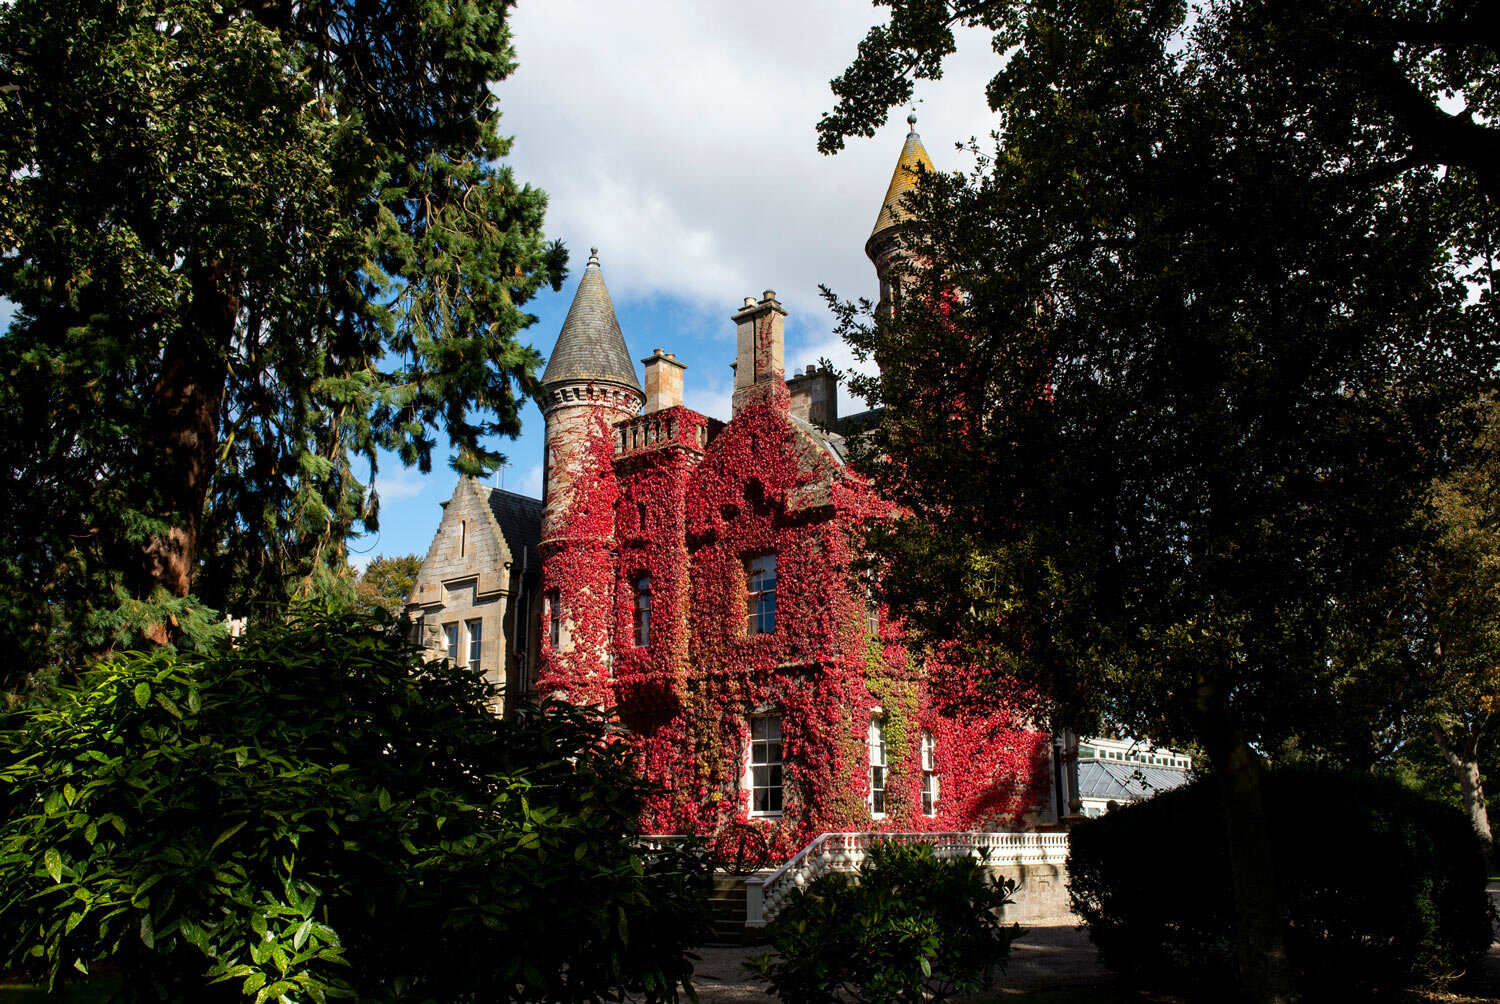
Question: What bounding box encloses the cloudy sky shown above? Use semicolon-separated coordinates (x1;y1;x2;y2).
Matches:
361;1;1007;567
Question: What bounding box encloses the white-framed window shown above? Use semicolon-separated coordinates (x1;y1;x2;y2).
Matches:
633;574;651;647
745;553;777;635
868;719;887;817
547;590;561;648
748;715;783;816
444;622;459;663
920;729;938;817
466;618;482;667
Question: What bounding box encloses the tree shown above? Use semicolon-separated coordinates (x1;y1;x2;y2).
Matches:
354;553;423;617
0;0;565;673
1371;395;1500;856
0;607;711;1003
821;2;1497;1001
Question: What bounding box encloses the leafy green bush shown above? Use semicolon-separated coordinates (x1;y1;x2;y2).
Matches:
1068;768;1495;995
0;606;711;1003
745;841;1022;1004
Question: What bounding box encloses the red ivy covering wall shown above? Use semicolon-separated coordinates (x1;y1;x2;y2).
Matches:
537;380;1053;862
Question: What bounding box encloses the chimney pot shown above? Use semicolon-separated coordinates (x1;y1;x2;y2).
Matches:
743;296;756;307
762;290;776;302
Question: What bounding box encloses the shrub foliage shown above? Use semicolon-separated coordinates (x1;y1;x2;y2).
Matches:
746;841;1022;1004
0;607;710;1003
1068;769;1495;994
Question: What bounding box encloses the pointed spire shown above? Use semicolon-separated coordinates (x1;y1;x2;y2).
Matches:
540;247;642;392
869;112;936;241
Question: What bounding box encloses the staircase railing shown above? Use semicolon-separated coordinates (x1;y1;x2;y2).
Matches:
743;830;1070;926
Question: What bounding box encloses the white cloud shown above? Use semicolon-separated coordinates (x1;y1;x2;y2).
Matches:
515;462;544;500
684;370;735;424
371;466;429;502
503;1;1003;324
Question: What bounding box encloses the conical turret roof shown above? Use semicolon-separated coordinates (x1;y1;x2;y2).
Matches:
540;248;642;391
870;113;935;240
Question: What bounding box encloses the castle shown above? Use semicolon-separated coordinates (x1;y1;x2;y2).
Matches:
407;121;1064;852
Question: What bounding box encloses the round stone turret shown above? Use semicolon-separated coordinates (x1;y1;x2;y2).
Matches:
867;115;936;315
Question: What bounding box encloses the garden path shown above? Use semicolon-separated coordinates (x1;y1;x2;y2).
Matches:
689;923;1112;1002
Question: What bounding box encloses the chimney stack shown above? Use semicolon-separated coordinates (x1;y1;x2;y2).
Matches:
641;348;687;414
731;290;787;416
787;364;838;429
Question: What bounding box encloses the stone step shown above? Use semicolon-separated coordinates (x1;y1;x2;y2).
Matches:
705;874;749;946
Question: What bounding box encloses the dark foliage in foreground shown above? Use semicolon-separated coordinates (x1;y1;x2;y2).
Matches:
1069;769;1495;995
0;607;711;1003
747;841;1022;1004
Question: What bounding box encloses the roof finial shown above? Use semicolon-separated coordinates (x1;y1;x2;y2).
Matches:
587;246;600;267
907;110;918;133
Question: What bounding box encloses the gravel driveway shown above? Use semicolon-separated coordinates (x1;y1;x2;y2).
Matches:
689;923;1111;1003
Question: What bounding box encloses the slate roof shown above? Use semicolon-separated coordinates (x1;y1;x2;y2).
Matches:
541;249;642;392
1077;760;1193;804
839;407;884;434
484;486;543;571
869;114;935;243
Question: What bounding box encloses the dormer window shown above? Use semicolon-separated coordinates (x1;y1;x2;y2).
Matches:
745;553;777;635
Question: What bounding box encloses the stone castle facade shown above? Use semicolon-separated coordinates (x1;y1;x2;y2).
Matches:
408;122;1066;851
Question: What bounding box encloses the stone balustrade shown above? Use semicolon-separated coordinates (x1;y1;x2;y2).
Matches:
744;831;1071;926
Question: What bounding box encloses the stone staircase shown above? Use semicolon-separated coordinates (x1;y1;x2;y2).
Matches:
706;874;754;945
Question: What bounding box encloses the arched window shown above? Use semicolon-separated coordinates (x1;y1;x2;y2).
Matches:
633;574;651;647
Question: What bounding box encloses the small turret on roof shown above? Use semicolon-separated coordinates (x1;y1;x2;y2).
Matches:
866;112;935;258
541;248;642;392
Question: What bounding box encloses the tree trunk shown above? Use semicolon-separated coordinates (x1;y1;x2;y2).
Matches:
1195;677;1296;1004
138;262;236;634
1430;719;1494;856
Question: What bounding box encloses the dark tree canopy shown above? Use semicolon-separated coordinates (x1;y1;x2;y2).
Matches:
823;1;1497;999
0;0;565;674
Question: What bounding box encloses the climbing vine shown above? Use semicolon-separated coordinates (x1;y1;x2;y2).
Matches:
538;382;1052;859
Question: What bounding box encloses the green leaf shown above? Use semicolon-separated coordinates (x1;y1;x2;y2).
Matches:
43;848;61;883
134;682;151;708
139;912;155;948
210;820;248;851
